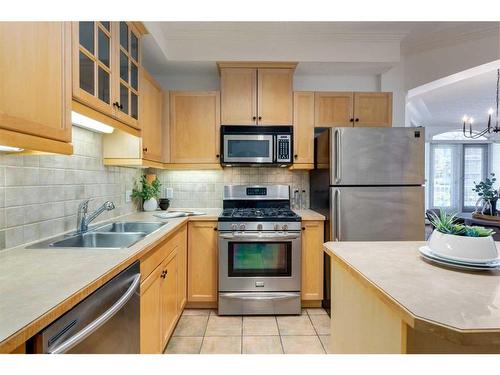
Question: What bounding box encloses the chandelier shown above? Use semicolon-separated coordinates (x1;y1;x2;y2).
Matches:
462;68;500;139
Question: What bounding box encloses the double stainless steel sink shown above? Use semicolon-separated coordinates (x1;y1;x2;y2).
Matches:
27;222;168;249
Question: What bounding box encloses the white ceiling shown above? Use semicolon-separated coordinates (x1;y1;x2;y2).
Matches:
407;65;500;129
143;22;487;77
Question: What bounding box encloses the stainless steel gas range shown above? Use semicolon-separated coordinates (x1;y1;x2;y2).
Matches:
218;185;302;315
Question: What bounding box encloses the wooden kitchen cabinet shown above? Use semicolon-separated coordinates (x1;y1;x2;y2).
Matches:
315;91;393;128
257;68;294;125
314;92;354;127
72;21;145;133
218;63;296;126
140;68;163;162
353;92;392;127
187;221;218;304
140;262;163;354
139;224;187;353
292;92;315;169
220;68;257;125
169;91;221;165
160;250;178;349
0;22;73;154
301;220;325;302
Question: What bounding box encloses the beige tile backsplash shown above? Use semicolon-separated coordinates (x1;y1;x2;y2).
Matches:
0;127;310;250
152;168;310;209
0;127;141;250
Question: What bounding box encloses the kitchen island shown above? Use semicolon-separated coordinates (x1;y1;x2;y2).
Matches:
324;241;500;354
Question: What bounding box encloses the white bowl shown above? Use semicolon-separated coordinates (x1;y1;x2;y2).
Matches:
428;230;498;263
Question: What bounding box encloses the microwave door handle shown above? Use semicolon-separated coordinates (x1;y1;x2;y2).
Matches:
48;274;140;354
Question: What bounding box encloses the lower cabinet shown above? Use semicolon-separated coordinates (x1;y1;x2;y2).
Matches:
301;220;325;302
139;224;187;354
187;221;218;304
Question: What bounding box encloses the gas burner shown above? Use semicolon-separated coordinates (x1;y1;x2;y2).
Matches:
220;207;300;222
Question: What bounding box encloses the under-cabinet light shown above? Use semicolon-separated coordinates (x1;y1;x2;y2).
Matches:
0;145;24;152
71;111;114;134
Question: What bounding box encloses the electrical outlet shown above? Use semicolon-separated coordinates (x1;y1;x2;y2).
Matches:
125;190;132;203
165;188;174;199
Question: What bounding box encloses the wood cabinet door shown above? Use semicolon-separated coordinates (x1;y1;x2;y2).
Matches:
301;221;325;301
257;68;293;125
221;68;257;125
188;221;218;303
140;68;163;162
293;92;315;166
140;263;163;354
353;92;392;127
160;250;178;349
72;21;115;118
177;225;188;313
314;92;354;127
0;22;71;142
170;91;221;163
111;22;141;129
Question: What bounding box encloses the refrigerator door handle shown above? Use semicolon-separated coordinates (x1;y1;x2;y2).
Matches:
333;129;342;184
331;188;341;241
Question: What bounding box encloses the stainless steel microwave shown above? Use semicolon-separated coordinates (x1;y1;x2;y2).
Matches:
220;126;293;166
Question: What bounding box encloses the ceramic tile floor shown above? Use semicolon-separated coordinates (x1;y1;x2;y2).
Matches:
164;308;331;354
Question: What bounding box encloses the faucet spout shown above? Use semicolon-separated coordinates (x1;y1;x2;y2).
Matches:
76;200;115;234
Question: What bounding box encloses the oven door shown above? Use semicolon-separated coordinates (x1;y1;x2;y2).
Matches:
222;134;274;164
219;231;301;292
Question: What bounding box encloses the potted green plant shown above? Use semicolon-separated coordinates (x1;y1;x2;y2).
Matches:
132;175;162;212
473;173;499;216
428;211;497;262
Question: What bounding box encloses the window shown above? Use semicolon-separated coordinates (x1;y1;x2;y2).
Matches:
432;131;488;141
428;143;489;212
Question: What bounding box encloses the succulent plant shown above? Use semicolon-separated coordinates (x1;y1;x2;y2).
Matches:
428;211;495;237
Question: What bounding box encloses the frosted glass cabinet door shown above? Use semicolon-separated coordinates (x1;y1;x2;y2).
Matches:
72;21;114;116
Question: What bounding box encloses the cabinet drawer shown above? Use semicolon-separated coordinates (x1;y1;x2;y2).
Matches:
140;225;185;280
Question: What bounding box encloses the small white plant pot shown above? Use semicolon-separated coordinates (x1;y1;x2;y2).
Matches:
428;230;498;263
143;198;158;212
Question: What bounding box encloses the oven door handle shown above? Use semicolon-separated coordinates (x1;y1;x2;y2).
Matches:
222;293;298;301
219;233;301;240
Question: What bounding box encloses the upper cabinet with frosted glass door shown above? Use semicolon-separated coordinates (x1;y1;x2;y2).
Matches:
72;22;145;131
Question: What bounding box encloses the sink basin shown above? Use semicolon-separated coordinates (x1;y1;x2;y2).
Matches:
49;232;146;248
93;222;167;234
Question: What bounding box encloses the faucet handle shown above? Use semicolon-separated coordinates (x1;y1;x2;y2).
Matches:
78;199;89;213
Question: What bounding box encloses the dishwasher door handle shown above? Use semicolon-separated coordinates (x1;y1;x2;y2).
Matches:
48;273;141;354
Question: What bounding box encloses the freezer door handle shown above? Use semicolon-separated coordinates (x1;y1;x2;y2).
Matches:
48;273;141;354
331;188;341;241
333;129;342;184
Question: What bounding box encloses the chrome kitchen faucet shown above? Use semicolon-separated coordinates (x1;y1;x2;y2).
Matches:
76;200;115;234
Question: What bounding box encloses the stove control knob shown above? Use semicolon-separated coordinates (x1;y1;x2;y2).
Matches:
257;224;263;231
231;224;238;231
274;224;280;231
239;224;246;231
282;224;288;231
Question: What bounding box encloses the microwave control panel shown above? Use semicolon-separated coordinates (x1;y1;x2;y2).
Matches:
276;134;291;163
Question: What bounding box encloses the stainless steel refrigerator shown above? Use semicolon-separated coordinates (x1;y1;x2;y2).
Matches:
311;127;425;242
311;127;425;315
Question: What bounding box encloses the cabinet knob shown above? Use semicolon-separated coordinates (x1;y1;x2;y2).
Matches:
258;116;262;120
302;227;306;230
213;227;217;231
113;101;119;108
294;154;298;159
349;118;354;122
216;154;220;158
143;147;148;152
252;116;256;121
355;118;359;122
161;270;167;279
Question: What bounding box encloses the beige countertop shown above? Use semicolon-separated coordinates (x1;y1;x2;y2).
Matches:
293;209;325;221
323;241;500;333
0;209;221;352
0;206;322;352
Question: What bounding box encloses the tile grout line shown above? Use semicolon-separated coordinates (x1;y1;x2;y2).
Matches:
199;312;211;354
306;309;327;354
275;315;285;354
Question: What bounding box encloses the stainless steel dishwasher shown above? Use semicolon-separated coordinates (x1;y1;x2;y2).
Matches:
36;261;140;354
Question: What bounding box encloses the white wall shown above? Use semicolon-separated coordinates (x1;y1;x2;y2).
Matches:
293;74;380;91
380;64;406;126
